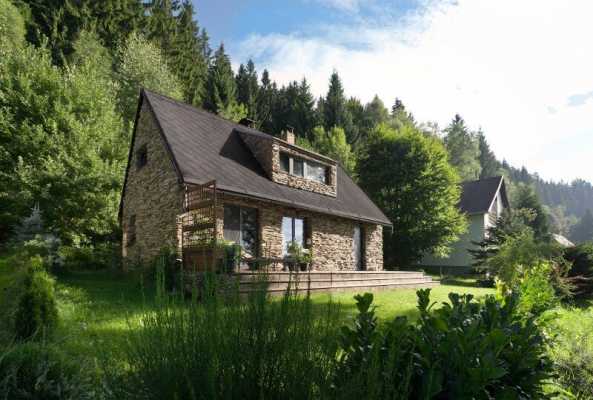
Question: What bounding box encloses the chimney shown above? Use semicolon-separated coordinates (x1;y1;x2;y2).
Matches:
282;125;295;145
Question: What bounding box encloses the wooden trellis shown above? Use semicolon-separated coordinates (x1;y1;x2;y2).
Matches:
179;180;220;270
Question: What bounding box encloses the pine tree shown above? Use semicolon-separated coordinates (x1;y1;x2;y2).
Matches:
571;209;593;244
443;114;482;181
204;44;239;115
478;131;502;179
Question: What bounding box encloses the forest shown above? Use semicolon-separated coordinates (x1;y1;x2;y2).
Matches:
1;0;592;250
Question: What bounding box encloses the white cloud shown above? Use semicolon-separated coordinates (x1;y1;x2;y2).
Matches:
309;0;362;12
234;0;593;184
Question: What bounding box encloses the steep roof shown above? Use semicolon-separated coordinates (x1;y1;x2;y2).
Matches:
134;90;391;226
459;176;509;214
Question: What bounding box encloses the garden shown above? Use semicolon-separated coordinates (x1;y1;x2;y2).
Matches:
2;232;593;399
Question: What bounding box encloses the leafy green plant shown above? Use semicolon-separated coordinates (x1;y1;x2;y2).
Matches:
286;241;312;269
518;261;559;315
0;341;94;400
13;257;59;341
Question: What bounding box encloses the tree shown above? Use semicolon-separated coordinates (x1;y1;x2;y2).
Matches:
0;0;25;49
322;70;348;130
298;126;356;174
19;0;145;63
390;98;414;129
571;209;593;244
271;79;317;138
478;131;502;179
358;123;467;268
0;30;126;243
205;43;244;120
256;69;278;133
168;0;209;106
514;184;551;241
236;59;259;120
116;31;183;128
443;114;481;181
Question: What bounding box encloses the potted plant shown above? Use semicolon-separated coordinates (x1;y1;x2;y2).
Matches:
285;242;312;272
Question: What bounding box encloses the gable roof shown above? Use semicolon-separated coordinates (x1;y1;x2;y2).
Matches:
126;90;391;226
459;176;509;214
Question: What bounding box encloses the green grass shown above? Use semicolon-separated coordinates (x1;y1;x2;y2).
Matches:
310;278;495;321
0;263;495;359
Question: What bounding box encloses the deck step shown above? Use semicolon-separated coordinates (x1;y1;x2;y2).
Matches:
231;270;438;294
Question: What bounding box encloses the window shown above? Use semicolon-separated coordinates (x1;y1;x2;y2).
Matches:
279;152;329;184
127;215;136;246
282;216;307;255
306;160;327;184
223;205;258;256
280;153;290;172
136;145;147;169
293;158;304;177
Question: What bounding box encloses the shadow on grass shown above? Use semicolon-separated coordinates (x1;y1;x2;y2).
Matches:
440;278;483;288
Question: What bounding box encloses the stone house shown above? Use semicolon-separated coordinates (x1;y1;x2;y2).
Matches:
119;90;391;271
420;176;510;273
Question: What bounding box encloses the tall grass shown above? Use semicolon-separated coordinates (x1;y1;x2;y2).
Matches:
116;262;343;400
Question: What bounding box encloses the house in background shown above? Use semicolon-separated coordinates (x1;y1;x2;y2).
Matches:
420;176;510;273
119;89;392;272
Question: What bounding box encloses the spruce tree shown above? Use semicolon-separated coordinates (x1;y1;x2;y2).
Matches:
323;70;347;130
204;43;238;114
571;209;593;244
443;114;482;181
389;97;415;129
514;184;551;241
256;69;278;133
236;59;259;120
169;0;209;106
478;131;502;179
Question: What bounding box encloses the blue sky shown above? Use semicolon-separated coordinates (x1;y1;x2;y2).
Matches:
192;0;593;184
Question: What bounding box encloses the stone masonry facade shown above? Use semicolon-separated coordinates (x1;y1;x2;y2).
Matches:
238;131;337;197
121;101;185;265
122;104;383;271
211;193;383;271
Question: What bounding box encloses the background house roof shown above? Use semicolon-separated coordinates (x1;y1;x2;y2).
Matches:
459;176;509;214
142;90;392;226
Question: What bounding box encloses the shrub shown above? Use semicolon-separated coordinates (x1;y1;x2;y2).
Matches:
332;290;552;399
59;243;119;271
545;307;593;399
13;257;59;340
517;262;559;315
0;341;94;400
564;242;593;299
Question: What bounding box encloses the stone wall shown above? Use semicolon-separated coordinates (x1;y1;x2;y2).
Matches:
121;101;184;265
214;193;383;271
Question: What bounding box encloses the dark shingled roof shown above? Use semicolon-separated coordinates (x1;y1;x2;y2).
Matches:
139;90;391;226
459;176;509;214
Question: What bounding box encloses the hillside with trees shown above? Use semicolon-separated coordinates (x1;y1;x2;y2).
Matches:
1;0;592;250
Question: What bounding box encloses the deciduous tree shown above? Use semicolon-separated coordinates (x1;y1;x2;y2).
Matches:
358;123;467;268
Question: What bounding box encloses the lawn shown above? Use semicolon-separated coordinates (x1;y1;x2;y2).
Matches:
0;264;495;359
45;271;494;354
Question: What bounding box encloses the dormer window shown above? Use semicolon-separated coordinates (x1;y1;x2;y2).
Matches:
279;152;329;184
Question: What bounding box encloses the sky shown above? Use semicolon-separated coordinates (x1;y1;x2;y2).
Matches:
193;0;593;184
